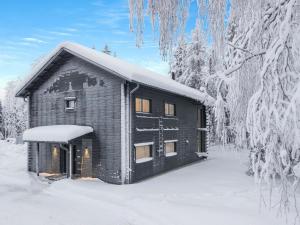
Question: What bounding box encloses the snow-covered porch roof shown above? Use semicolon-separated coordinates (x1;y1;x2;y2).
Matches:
23;125;94;143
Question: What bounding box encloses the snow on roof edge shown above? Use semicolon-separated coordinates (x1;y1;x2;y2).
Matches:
16;41;215;106
23;125;94;143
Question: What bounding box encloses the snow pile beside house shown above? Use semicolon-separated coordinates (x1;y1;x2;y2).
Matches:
23;125;93;143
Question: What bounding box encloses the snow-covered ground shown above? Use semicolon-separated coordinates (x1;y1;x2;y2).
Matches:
0;140;295;225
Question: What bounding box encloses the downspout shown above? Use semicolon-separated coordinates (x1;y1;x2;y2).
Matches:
26;95;30;171
128;83;140;184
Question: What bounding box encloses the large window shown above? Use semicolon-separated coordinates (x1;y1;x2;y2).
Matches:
164;140;177;157
165;102;176;116
136;97;151;113
135;143;153;163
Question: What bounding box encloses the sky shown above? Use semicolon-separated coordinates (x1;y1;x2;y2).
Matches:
0;0;204;101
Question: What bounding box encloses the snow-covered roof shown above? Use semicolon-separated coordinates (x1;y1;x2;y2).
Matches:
16;41;214;106
23;125;94;143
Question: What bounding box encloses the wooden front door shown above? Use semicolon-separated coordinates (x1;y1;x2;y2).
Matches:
60;148;67;174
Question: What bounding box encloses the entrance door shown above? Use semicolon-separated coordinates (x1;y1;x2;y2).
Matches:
60;148;67;174
72;145;77;175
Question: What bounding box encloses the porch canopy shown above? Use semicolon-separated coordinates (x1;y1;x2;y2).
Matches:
23;125;94;143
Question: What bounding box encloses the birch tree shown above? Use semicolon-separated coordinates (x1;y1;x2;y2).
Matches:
0;100;3;139
129;0;300;215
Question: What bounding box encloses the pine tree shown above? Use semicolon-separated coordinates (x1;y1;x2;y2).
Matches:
178;21;208;91
169;36;187;80
102;44;111;55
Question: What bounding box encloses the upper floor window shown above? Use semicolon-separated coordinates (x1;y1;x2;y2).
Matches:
136;97;151;113
65;97;76;110
165;102;176;116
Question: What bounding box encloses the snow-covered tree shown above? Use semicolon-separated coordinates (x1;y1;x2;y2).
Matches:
129;0;300;215
169;36;187;80
178;21;209;90
3;80;28;139
170;24;218;143
0;100;3;139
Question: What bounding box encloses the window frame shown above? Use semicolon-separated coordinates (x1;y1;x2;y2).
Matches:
134;142;154;163
164;102;176;117
164;140;178;157
65;97;77;111
135;97;152;114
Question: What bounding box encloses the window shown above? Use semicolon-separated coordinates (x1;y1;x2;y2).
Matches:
65;97;76;110
135;143;153;163
164;140;177;157
197;106;206;152
165;102;176;116
135;97;151;113
197;106;206;128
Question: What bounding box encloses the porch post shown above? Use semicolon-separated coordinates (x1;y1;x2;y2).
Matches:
69;144;72;179
36;142;40;176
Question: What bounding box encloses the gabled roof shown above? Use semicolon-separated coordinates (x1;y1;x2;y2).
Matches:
16;42;215;106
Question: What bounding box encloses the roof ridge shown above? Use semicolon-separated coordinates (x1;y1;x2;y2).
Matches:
16;41;215;106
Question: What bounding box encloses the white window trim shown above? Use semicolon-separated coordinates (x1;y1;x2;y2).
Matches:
164;139;178;143
166;152;177;157
64;96;76;100
197;128;208;131
134;142;154;147
136;157;153;163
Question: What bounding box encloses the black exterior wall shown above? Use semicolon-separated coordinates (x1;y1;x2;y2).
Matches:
27;55;124;184
131;84;206;182
25;52;207;184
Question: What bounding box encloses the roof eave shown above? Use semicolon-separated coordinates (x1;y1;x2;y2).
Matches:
15;46;133;98
63;48;132;83
15;48;65;98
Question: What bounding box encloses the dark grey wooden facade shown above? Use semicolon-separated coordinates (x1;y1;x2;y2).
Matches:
27;54;123;184
131;85;206;182
20;50;207;185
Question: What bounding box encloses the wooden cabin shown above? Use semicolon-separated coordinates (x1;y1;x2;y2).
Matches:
16;42;213;184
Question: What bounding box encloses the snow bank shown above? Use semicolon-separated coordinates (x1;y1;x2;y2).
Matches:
23;125;93;143
0;142;295;225
16;42;215;106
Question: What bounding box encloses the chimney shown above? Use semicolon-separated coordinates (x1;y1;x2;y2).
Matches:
171;72;175;80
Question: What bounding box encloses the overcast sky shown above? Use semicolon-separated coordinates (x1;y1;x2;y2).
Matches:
0;0;204;100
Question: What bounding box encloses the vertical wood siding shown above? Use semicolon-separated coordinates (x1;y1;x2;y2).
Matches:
28;56;123;184
131;85;206;182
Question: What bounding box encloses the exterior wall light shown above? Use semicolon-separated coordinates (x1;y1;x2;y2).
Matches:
52;146;58;157
84;147;90;159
